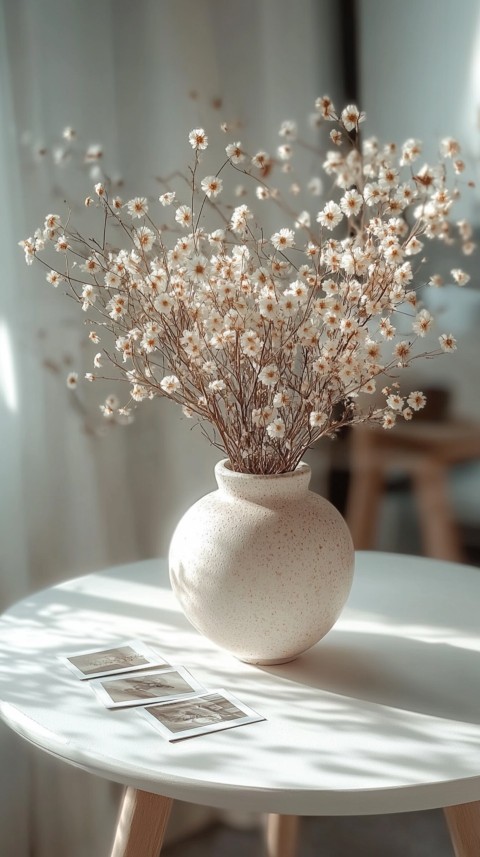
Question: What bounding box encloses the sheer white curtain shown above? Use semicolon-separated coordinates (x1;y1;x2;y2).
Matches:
0;1;342;855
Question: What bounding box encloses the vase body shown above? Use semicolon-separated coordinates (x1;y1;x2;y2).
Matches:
168;459;354;665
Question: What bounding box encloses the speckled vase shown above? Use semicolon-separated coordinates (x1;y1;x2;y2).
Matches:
168;459;355;665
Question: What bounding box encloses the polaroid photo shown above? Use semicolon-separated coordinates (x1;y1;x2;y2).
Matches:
90;666;205;709
60;640;170;680
139;689;265;742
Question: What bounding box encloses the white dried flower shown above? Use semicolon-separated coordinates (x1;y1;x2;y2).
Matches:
66;372;78;389
188;129;208;150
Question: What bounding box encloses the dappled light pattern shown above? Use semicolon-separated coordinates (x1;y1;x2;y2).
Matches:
0;551;480;816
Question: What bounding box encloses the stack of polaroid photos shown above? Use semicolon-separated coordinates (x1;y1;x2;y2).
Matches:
60;639;264;742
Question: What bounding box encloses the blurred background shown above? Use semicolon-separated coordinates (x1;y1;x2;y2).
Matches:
1;0;479;855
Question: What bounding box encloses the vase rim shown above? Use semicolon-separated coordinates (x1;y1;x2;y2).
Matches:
216;458;311;480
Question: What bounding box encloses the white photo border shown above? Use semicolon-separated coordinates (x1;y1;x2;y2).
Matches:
139;688;266;742
90;666;205;709
59;639;171;680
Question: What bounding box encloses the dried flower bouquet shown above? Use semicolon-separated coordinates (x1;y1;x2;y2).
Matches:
21;97;473;473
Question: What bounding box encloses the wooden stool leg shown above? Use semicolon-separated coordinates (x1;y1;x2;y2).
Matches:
110;787;173;857
345;462;384;550
412;459;464;563
265;814;299;857
444;802;480;856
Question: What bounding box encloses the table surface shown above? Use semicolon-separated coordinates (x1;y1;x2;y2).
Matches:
1;552;480;816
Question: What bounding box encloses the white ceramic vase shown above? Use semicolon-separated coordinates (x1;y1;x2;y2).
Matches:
169;459;355;665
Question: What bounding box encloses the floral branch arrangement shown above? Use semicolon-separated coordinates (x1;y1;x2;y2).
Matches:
20;97;474;473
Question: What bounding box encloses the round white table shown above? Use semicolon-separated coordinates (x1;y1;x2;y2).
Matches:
0;551;479;856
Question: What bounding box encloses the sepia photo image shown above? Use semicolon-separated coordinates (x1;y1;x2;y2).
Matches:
60;639;170;680
90;666;204;708
140;689;265;741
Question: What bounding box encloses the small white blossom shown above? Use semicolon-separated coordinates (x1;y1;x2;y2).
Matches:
307;176;323;196
133;226;155;252
251;150;270;170
266;418;285;439
340;189;363;217
412;309;433;337
277;144;293;161
405;236;423;256
259;295;278;320
317;201;343;231
66;372;78;389
189;128;208;150
440;137;461;158
439;333;457;352
252;406;275;427
256;186;270;200
231;204;253;233
309;411;327;428
160;375;180;395
85;144;103;162
382;411;397;429
46;270;62;287
315;95;336;119
55;235;70;253
104;271;120;288
208;379;226;393
81;256;101;274
341;104;365;132
208;229;225;245
127;197;148;218
386;394;404;411
175;205;192;227
259;364;280;386
451;268;470;286
159;192;176;206
400;138;422;165
154;294;174;314
200;175;223;198
44;214;61;230
271;228;295;251
225;142;245;163
295;210;311;229
81;285;96;310
240;329;262;357
407;391;427;411
273;390;291;408
279;120;297;140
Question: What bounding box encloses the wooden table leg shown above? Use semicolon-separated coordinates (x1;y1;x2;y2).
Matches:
265;814;299;857
110;787;173;857
444;802;480;856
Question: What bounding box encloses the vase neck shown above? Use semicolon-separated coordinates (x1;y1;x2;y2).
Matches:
214;460;311;502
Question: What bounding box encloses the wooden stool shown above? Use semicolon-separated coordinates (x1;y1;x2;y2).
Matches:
346;421;480;561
